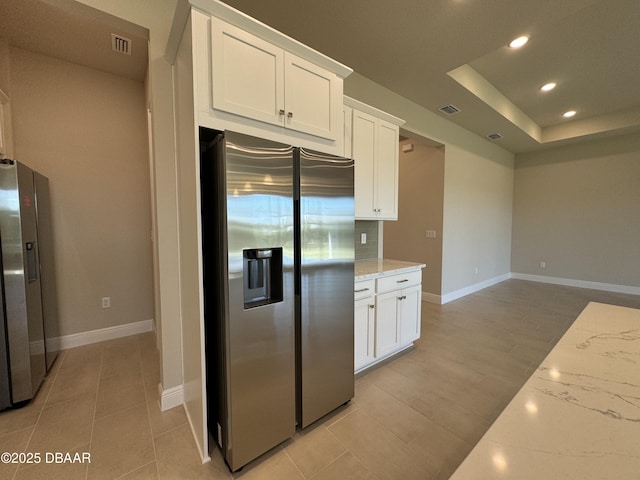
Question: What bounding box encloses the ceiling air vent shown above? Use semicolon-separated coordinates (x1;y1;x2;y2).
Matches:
439;104;461;115
487;133;503;140
111;33;132;55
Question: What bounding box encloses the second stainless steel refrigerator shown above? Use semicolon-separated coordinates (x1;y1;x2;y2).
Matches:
0;159;59;411
200;129;354;471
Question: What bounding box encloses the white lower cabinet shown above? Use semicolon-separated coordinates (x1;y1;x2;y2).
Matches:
398;284;422;344
374;290;401;358
354;297;375;371
354;269;422;373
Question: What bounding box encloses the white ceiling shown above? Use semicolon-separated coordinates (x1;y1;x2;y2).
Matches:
220;0;640;153
1;0;638;153
0;0;148;82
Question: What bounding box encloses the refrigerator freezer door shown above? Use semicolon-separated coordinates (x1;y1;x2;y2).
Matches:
0;161;45;404
204;131;296;471
0;235;10;409
17;164;46;399
33;172;59;371
297;148;354;428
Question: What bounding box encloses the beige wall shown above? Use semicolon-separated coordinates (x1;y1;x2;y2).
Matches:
512;133;640;287
0;39;15;158
0;40;9;94
384;139;444;295
345;73;514;298
73;0;184;392
441;143;514;296
9;47;153;335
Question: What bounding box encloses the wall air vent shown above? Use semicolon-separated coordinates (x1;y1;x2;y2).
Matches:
487;133;503;140
111;33;132;55
439;104;461;115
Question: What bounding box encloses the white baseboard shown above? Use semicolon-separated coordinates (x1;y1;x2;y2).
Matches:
158;382;184;412
441;273;512;304
422;291;442;304
53;319;154;351
422;273;638;306
511;273;640;296
183;401;212;464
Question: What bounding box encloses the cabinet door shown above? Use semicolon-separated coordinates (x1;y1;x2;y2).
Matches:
375;291;400;358
399;285;421;345
352;109;376;219
284;52;339;140
375;119;399;220
210;18;285;127
355;297;375;371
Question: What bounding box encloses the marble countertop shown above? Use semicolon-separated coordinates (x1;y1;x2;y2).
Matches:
355;258;425;280
450;302;640;479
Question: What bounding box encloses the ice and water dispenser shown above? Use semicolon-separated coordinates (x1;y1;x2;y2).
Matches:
243;248;283;309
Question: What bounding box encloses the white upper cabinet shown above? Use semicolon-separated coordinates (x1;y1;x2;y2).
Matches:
283;52;340;140
376;120;400;217
352;109;376;218
189;10;350;153
344;96;405;220
211;18;284;128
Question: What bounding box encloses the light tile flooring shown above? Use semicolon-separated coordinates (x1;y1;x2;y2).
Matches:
1;280;639;479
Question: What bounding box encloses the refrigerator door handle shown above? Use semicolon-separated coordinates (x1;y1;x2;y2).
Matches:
26;242;38;283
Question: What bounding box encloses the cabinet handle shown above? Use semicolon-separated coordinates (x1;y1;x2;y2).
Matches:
287;111;293;118
279;109;285;115
396;279;409;283
355;288;370;293
369;304;375;309
397;295;407;301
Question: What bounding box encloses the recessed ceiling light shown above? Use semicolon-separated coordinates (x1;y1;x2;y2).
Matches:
509;35;529;49
540;82;556;92
563;110;576;118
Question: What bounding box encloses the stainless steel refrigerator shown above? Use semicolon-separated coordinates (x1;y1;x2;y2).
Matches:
200;129;354;471
0;159;59;410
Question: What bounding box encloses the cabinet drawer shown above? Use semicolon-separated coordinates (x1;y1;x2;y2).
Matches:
354;279;375;300
376;270;421;294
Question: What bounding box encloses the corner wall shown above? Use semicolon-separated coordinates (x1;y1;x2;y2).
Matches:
384;139;444;296
73;0;184;395
9;47;154;336
512;133;640;289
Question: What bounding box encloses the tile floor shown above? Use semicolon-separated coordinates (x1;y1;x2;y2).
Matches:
1;279;639;479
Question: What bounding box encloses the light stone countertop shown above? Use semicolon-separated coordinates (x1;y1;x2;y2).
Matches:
355;258;425;281
450;301;640;479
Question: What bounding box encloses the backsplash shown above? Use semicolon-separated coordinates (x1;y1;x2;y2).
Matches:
355;220;378;260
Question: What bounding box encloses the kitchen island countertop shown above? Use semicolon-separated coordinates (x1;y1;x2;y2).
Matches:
355;258;425;281
450;301;640;479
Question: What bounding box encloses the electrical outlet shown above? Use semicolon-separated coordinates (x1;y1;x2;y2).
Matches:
425;230;437;239
474;267;479;275
539;261;546;269
360;233;367;244
101;296;111;309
